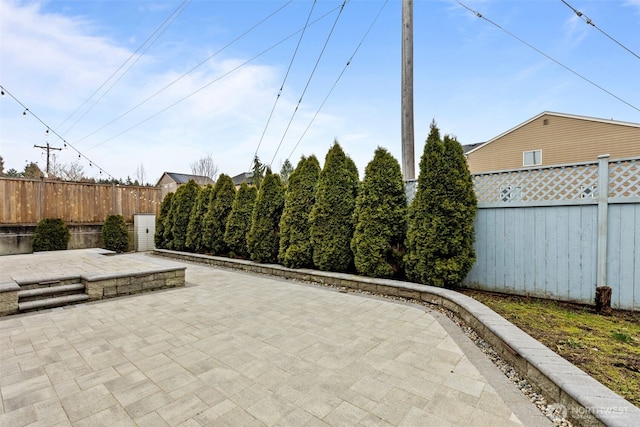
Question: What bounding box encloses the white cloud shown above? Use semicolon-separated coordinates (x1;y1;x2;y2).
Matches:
0;0;311;182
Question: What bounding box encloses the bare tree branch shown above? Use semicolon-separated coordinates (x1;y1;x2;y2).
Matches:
190;154;219;180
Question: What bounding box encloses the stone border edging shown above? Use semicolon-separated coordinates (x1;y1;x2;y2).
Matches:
153;249;640;427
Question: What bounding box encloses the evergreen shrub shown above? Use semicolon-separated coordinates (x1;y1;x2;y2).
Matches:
278;155;321;268
168;180;200;251
405;121;478;287
309;142;359;272
32;218;70;252
351;147;407;278
203;174;236;255
247;169;285;263
224;183;257;258
102;214;129;253
186;184;214;253
155;192;174;249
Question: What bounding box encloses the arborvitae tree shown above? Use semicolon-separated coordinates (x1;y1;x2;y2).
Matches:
186;184;214;252
200;184;220;253
224;183;257;258
247;169;285;263
405;121;478;287
156;192;174;248
278;155;321;268
351;147;407;278
309;142;359;272
168;180;200;251
205;174;236;255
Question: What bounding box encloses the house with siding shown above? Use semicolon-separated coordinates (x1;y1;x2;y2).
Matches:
156;172;215;199
464;112;640;174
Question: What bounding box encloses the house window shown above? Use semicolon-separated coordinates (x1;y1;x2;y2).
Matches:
523;150;542;167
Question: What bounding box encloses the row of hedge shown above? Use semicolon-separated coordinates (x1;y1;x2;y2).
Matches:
31;215;130;253
155;121;477;288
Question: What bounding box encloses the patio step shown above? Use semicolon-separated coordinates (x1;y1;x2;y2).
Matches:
18;283;86;301
18;282;88;312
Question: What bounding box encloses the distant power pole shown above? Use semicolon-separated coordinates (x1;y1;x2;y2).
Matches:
34;142;62;177
401;0;415;180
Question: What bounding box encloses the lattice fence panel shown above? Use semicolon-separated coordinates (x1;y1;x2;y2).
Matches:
473;163;599;204
609;159;640;198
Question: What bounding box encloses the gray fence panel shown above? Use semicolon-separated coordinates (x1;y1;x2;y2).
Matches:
464;205;599;305
607;203;640;310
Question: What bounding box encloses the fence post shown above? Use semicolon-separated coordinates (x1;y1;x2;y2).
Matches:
596;154;610;287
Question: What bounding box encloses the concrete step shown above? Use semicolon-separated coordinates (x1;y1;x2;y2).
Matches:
19;278;80;290
18;283;85;302
18;293;89;312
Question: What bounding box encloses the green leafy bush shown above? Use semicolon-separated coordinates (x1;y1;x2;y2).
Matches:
405;121;478;287
186;184;214;253
32;218;70;252
224;183;257;258
155;192;174;249
309;142;359;272
102;214;129;253
203;174;236;255
351;147;407;278
247;169;285;263
278;155;321;268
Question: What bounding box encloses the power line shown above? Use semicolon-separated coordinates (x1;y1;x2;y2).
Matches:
58;0;192;137
79;0;294;150
559;0;640;60
287;0;389;162
456;1;640;113
269;0;348;166
250;0;318;171
0;85;117;180
86;3;345;152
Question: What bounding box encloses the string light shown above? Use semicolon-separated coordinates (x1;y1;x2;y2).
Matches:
1;89;5;97
1;84;119;180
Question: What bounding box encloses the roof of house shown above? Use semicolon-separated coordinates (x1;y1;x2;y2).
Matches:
465;111;640;156
231;171;253;186
461;142;486;153
156;172;215;187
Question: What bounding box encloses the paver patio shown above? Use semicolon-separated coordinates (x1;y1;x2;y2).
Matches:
0;252;551;426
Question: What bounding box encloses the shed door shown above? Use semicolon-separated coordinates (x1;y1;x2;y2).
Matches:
134;214;156;251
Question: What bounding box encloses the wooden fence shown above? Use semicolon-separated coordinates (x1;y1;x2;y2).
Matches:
0;177;161;224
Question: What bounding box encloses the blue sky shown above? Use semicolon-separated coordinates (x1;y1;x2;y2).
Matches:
1;0;639;183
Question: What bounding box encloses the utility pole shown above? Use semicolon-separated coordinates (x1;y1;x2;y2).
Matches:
401;0;415;180
34;142;62;177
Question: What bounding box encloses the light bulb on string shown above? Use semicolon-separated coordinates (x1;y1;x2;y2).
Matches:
22;109;27;117
1;89;5;97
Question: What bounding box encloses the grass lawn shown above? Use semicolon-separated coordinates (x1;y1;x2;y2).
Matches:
459;289;640;407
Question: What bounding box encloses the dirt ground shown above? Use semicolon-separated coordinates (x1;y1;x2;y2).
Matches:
459;289;640;407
